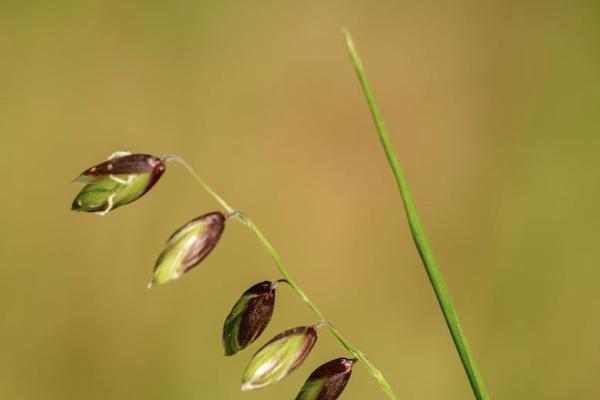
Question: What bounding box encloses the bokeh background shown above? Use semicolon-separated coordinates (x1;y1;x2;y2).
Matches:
1;1;599;399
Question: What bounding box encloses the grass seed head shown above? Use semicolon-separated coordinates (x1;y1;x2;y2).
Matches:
223;281;277;356
150;211;226;286
71;153;166;214
295;358;355;400
241;326;318;391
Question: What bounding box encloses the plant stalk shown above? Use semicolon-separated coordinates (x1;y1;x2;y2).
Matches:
342;29;490;400
174;160;399;399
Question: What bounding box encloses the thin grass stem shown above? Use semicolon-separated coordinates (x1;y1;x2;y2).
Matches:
163;155;235;214
173;160;399;399
342;28;490;400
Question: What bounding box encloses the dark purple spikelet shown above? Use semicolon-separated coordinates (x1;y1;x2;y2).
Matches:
71;152;166;214
295;358;355;400
150;211;226;286
78;153;165;180
223;281;277;355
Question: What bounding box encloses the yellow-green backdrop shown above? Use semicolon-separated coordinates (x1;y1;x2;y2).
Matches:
1;1;599;399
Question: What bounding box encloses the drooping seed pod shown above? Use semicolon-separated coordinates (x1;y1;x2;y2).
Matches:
223;281;278;356
150;211;226;287
295;358;355;400
241;326;318;391
71;152;166;215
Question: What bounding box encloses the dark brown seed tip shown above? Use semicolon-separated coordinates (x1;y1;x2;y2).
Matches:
80;153;165;177
295;358;355;400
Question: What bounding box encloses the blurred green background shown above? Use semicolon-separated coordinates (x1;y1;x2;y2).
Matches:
1;1;599;399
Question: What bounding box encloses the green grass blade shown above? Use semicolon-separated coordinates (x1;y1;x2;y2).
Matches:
343;29;490;400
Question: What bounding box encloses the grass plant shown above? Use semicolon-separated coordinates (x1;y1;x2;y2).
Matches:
71;30;490;400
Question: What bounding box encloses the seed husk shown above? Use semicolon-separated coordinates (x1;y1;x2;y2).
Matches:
223;281;277;356
241;326;318;391
295;358;355;400
71;153;166;215
150;211;226;286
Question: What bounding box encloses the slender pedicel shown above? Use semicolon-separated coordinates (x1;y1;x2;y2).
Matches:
162;154;234;214
166;155;399;399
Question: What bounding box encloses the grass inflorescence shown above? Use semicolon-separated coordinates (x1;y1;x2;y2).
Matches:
70;30;488;400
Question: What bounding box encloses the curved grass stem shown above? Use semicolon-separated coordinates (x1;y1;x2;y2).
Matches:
163;155;234;214
342;29;490;400
173;161;399;399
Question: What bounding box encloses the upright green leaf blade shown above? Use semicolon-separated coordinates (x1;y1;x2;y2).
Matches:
343;29;490;400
